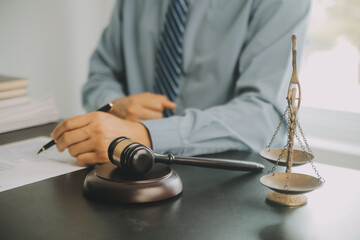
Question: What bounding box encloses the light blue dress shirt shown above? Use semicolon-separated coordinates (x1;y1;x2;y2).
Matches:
82;0;310;156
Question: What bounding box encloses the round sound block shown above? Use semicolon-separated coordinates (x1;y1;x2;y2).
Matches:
83;163;183;203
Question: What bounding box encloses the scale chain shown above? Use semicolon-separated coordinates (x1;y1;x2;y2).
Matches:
295;117;325;182
268;107;291;174
266;107;290;150
268;142;290;175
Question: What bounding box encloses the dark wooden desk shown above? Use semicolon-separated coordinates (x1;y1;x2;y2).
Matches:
0;123;359;240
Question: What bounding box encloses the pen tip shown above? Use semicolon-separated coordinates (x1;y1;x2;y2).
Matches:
37;149;42;154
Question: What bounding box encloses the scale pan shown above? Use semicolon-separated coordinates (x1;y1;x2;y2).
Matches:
260;173;324;194
260;149;313;166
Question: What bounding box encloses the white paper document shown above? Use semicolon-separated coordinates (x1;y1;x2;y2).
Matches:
0;136;85;192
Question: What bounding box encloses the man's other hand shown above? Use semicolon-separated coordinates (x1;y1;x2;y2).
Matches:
111;92;176;122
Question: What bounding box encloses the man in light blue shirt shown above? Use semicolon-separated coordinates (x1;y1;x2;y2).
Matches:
51;0;310;166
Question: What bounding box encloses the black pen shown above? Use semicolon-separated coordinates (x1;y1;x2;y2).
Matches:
37;102;113;154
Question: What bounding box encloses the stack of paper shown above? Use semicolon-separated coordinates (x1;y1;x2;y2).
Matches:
0;95;59;134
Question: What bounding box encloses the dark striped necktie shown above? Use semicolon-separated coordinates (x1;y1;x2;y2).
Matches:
154;0;190;117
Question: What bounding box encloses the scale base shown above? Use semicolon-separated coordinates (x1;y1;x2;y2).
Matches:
83;163;183;203
266;192;307;207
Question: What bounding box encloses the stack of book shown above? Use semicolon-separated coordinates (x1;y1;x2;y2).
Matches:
0;75;59;134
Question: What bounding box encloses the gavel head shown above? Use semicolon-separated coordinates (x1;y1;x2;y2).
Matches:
108;137;155;177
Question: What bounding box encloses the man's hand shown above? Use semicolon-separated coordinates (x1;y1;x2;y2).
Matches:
111;92;176;122
50;112;151;166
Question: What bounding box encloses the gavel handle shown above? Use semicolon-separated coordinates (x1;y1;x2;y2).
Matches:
154;154;264;172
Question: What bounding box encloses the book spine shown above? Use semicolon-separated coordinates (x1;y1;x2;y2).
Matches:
0;79;28;91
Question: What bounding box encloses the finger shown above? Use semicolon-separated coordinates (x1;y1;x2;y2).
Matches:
143;94;176;111
139;95;165;111
67;139;94;157
161;99;177;110
128;107;163;121
51;114;91;140
76;152;109;166
152;94;177;110
55;127;90;152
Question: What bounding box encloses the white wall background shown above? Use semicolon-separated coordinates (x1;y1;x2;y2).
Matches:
0;0;115;118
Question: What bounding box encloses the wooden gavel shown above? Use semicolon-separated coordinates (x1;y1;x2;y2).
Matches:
108;137;264;178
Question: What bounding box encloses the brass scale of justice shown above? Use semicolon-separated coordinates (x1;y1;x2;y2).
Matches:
259;35;325;207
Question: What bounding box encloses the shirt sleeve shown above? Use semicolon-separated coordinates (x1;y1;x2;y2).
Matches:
142;0;311;156
82;0;126;112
